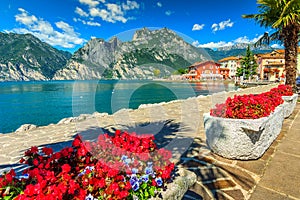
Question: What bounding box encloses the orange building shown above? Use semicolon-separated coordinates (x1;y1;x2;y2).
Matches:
185;60;222;80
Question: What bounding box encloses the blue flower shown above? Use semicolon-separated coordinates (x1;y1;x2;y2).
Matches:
121;155;128;161
145;166;153;175
140;174;149;183
130;174;138;186
155;177;163;186
131;181;140;191
17;173;29;180
132;168;138;174
85;194;94;200
147;162;153;167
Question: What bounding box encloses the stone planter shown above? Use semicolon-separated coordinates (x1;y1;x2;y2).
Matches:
152;168;196;200
203;105;284;160
282;94;298;118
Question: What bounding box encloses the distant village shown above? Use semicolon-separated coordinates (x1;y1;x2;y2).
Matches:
179;48;300;83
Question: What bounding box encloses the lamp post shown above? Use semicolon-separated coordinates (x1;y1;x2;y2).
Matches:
249;61;253;81
243;65;245;82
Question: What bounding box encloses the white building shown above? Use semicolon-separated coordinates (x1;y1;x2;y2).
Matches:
218;56;241;78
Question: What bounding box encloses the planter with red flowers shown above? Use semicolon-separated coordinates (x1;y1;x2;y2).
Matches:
204;91;285;160
270;84;298;118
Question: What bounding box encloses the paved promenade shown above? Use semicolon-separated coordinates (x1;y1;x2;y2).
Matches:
181;100;300;200
0;83;299;199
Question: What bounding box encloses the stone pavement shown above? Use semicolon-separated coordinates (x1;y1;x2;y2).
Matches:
250;103;300;200
180;101;300;200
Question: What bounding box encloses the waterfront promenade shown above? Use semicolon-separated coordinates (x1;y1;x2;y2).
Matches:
0;83;299;199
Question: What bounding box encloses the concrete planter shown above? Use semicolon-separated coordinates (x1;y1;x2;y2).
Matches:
203;105;284;160
282;94;298;118
152;168;196;200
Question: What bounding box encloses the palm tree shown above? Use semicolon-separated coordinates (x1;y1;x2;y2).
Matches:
243;0;300;91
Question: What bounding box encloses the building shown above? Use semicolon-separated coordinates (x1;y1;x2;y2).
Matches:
255;50;285;81
218;56;241;78
185;60;222;80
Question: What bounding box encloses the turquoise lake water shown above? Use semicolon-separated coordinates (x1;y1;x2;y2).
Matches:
0;80;237;133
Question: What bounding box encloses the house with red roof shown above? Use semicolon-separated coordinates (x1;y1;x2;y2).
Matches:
185;60;222;80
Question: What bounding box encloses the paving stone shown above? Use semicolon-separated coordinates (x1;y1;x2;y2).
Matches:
235;159;267;176
250;186;293;200
218;164;256;192
211;190;233;200
260;146;276;161
277;140;300;156
207;153;236;165
190;166;229;182
258;151;300;198
285;128;300;141
203;179;236;190
188;182;213;200
222;189;245;200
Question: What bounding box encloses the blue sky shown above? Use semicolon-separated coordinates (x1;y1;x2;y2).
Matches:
0;0;280;53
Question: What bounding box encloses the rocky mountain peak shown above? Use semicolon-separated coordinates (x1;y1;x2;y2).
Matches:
108;36;122;49
132;27;151;41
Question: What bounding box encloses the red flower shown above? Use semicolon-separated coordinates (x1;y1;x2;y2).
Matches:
61;164;71;174
42;147;53;156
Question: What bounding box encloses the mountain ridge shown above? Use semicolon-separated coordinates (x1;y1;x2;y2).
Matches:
0;32;71;81
0;29;276;81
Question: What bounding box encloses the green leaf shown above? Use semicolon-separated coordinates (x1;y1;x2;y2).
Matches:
144;191;149;197
149;187;155;196
141;182;147;189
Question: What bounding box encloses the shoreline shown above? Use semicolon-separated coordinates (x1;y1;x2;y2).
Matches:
1;82;275;136
0;79;238;134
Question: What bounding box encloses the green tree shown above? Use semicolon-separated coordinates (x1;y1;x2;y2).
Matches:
243;0;300;91
153;69;161;77
177;68;188;74
236;46;258;79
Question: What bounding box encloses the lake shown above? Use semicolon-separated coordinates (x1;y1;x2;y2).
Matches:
0;80;237;133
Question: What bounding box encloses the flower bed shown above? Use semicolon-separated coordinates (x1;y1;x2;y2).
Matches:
0;130;176;200
205;85;288;160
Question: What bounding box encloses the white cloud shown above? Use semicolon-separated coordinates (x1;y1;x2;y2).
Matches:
76;1;139;24
157;2;162;7
75;7;89;17
271;44;283;49
192;40;200;47
13;8;85;48
192;35;264;49
192;24;205;31
165;10;173;16
233;35;262;44
15;8;38;26
195;41;234;49
90;7;126;23
122;0;139;11
211;19;234;32
74;17;101;26
79;0;102;7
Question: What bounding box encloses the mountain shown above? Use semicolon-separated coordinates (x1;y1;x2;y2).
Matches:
205;43;274;61
0;32;71;81
53;28;208;80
